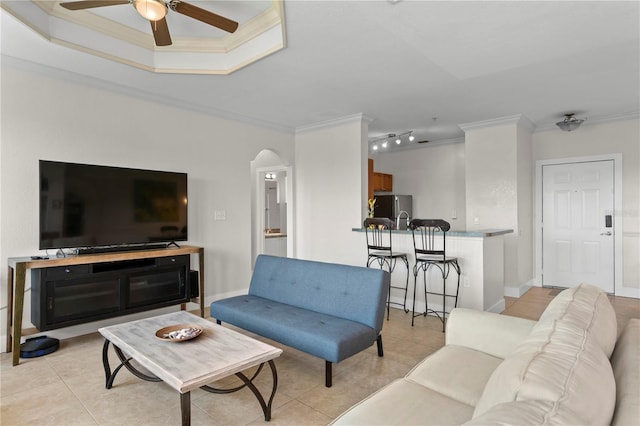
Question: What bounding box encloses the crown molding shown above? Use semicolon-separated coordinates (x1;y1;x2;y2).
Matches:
295;113;374;135
459;114;535;133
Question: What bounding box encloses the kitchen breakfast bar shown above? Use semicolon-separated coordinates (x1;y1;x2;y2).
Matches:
352;228;513;315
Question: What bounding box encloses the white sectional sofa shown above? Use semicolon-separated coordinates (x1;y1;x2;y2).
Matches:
332;284;639;425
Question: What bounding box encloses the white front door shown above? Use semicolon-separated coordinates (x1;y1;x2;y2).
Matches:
542;160;615;292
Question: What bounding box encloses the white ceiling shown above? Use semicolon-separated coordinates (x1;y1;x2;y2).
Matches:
2;1;639;152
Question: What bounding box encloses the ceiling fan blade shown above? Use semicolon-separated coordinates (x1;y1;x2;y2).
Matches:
150;18;172;46
59;1;130;11
170;1;238;33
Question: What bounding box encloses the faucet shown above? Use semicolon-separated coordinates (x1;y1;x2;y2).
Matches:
397;211;409;229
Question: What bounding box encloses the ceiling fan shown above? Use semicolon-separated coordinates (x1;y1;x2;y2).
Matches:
59;0;239;47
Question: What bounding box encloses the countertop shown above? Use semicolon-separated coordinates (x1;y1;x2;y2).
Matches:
264;232;287;239
352;228;513;237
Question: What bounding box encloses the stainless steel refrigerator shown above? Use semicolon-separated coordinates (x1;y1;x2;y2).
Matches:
374;194;412;229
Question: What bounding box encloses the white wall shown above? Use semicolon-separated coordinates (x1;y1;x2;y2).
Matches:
294;115;369;266
0;60;295;350
372;140;466;228
532;117;640;291
517;125;534;287
464;124;520;232
464;120;533;293
459;116;537;296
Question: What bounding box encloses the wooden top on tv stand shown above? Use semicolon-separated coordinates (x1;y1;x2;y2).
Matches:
8;245;203;269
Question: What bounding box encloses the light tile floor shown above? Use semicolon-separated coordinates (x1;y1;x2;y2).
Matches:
2;287;639;425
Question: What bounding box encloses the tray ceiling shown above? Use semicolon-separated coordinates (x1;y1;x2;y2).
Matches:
1;0;286;74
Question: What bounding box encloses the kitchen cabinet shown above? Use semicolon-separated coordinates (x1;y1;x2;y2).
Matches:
368;159;393;196
368;159;374;199
373;172;393;192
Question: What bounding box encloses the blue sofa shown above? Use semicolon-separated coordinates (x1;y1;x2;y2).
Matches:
210;255;390;387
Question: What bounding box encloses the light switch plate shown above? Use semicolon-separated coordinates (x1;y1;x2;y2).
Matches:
214;210;226;221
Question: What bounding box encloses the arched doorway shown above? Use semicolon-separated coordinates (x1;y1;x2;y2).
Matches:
250;150;294;264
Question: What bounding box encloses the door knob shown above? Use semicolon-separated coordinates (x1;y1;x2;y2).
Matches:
600;231;612;236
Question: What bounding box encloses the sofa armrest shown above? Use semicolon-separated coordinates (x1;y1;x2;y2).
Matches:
445;308;536;359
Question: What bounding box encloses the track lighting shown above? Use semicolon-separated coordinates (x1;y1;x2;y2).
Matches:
369;130;415;151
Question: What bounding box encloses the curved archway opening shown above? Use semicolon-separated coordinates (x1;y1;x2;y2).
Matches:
250;149;294;265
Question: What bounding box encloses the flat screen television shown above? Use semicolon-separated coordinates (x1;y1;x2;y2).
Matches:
39;160;188;251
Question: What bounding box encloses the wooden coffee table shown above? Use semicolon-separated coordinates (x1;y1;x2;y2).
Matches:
99;311;283;425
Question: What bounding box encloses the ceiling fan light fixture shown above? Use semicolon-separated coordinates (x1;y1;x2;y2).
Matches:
556;113;585;132
134;0;167;21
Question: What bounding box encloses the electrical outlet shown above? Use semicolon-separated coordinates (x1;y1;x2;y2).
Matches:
452;209;457;220
463;276;470;288
473;217;480;225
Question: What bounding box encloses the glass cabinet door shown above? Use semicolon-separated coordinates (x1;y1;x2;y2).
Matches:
127;268;186;308
46;277;120;327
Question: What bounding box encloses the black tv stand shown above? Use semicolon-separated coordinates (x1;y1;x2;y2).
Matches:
31;254;191;331
76;243;169;255
7;245;205;366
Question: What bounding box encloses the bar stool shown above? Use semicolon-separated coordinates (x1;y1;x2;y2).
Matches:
364;218;410;319
409;219;462;331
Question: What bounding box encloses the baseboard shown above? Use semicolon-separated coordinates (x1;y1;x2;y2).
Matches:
487;298;506;314
206;289;248;306
615;286;640;299
389;295;506;314
504;280;533;298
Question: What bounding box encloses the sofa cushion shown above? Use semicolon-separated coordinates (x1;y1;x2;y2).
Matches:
473;337;615;423
247;255;390;333
464;400;584;425
446;308;536;359
611;319;640;426
473;285;617;425
406;345;503;407
331;378;474;425
537;283;617;357
210;295;378;362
